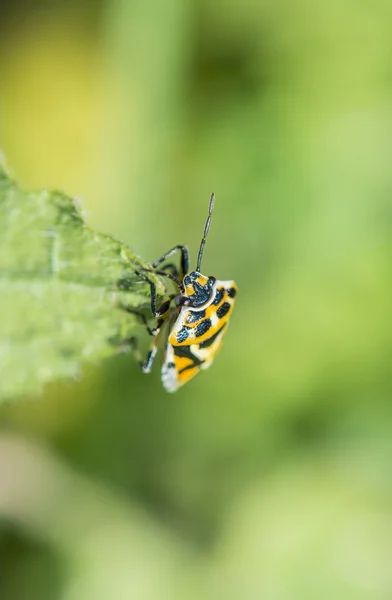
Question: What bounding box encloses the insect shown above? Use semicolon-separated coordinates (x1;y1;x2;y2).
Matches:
129;193;237;392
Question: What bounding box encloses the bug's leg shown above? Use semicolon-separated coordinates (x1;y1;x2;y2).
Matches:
136;268;181;314
122;298;174;333
128;313;168;373
152;245;189;280
121;335;157;372
141;326;164;373
122;307;155;335
138;268;185;294
160;263;179;278
121;288;175;373
127;336;159;373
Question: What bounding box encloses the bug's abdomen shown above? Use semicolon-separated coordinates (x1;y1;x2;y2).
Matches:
163;281;237;391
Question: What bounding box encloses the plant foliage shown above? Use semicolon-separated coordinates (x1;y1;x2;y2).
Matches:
0;166;162;401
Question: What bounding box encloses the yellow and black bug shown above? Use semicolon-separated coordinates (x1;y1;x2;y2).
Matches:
129;194;237;392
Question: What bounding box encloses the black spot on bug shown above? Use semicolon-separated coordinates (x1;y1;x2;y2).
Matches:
195;318;212;337
186;309;206;324
167;362;175;369
199;323;226;348
177;326;190;343
228;287;237;298
217;302;231;319
173;344;204;371
213;287;225;305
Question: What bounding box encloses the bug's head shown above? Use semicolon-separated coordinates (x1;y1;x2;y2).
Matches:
183;271;216;306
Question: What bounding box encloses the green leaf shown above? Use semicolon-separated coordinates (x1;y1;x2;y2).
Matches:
0;164;164;402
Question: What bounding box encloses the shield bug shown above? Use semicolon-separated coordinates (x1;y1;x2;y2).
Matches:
128;193;237;392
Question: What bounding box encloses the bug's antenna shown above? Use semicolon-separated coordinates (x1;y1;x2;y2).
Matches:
196;193;215;272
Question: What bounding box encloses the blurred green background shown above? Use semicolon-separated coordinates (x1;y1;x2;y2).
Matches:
1;0;392;598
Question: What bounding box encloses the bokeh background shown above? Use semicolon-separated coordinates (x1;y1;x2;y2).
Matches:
1;1;392;598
